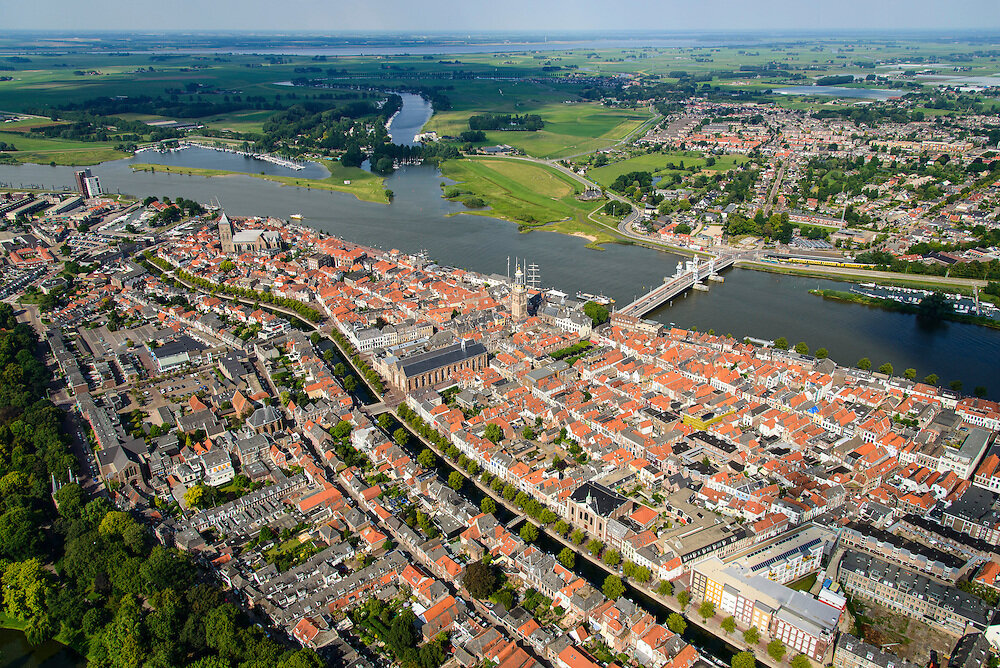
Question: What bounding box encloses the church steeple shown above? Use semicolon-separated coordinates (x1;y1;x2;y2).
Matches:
218;212;235;255
511;264;527;320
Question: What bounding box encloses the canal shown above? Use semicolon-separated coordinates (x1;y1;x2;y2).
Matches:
376;411;747;666
0;627;83;667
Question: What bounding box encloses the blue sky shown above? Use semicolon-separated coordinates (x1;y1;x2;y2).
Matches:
3;0;998;32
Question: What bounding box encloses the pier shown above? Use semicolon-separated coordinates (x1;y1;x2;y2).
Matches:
617;256;734;318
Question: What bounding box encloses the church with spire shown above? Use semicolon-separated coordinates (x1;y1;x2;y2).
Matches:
510;263;527;320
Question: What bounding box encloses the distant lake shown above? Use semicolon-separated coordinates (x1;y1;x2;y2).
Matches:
774;85;905;100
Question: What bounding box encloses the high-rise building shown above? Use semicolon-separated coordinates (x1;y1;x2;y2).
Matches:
74;169;102;198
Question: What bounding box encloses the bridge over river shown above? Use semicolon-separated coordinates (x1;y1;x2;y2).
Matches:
617;255;735;318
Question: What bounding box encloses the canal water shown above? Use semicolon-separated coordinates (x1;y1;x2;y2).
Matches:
0;628;83;668
1;94;997;395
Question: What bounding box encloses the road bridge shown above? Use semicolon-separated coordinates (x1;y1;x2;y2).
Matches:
617;255;734;318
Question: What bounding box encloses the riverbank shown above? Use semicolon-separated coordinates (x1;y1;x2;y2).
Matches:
810;289;1000;330
438;157;622;247
738;259;987;293
128;162;389;204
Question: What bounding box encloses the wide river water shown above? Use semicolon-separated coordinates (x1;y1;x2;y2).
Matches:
0;94;997;396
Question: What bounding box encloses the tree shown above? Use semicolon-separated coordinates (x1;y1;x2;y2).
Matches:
583;301;610;326
904;368;917;380
924;373;939;385
481;497;497;515
767;639;786;662
793;341;809;355
949;380;963;392
2;558;50;623
417;448;436;470
392;427;409;446
558;548;575;570
603;549;622;567
519;523;538;543
462;561;497;599
856;357;871;371
587;539;604;556
502;484;517;501
343;375;358;393
917;291;953;323
331;420;352;439
0;507;40;560
183;485;207;509
731;651;756;668
570;529;586;545
448;471;464;492
743;626;760;645
815;347;828;359
666;612;687;635
774;337;789;350
698;600;716;621
656;580;674;596
553;520;569;537
484;423;503;444
975;386;988;398
721;616;736;634
677;590;691;610
790;655;812;668
878;362;893;376
602;575;625;601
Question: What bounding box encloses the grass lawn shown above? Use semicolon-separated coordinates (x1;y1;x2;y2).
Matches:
200;109;277;134
588;151;749;188
266;536;306;557
129;160;388;203
0;131;127;165
787;573;818;592
428;102;652;159
439;157;621;247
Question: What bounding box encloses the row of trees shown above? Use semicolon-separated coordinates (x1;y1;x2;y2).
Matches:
328;327;385;395
146;253;325;323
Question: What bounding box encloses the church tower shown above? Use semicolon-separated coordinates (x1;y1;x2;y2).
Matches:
218;212;235;255
511;264;527;321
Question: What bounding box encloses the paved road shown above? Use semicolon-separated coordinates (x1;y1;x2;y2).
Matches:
737;259;989;289
763;160;786;214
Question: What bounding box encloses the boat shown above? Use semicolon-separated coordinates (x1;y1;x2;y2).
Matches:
576;291;615;304
290;213;303;220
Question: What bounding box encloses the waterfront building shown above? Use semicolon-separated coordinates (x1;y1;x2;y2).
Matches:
689;555;840;662
74;168;102;198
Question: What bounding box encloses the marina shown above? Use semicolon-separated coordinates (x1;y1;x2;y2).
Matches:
851;284;1000;320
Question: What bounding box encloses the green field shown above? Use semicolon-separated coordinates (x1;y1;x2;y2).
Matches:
439;157;621;247
587;151;749;188
0;130;127;165
427;102;653;159
129;160;388;203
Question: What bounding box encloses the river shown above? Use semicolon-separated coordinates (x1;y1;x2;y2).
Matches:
0;94;997;396
773;85;905;100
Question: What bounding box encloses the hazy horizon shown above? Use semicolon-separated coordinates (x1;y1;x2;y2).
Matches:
4;0;999;33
